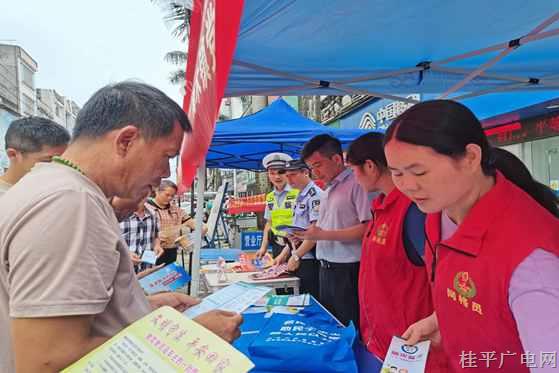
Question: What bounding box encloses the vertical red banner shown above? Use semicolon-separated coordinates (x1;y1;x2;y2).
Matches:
178;0;244;192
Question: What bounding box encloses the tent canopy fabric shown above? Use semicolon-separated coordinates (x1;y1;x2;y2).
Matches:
207;98;369;170
226;0;559;116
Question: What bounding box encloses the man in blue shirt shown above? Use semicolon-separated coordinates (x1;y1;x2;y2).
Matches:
292;135;372;326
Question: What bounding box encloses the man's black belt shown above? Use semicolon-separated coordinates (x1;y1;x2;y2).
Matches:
318;259;359;269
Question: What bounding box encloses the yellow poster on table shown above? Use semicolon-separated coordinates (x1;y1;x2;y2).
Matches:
62;306;254;373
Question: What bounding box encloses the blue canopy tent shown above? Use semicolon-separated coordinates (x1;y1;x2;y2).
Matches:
225;1;559;116
189;0;559;300
207;98;370;170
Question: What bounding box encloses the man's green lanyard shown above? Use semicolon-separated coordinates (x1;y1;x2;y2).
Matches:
52;156;85;176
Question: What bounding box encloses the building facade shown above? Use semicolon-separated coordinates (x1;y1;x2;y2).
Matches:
0;44;38;170
484;100;559;191
36;89;80;132
0;44;38;118
0;44;80;172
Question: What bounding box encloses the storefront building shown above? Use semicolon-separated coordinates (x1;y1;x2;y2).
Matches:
483;98;559;191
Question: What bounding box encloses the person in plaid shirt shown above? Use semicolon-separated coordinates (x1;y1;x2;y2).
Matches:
119;196;163;272
147;180;207;265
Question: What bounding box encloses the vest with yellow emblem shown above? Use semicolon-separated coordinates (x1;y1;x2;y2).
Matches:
266;188;299;237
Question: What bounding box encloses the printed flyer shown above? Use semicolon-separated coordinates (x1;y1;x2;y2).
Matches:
62;306;254;373
184;282;272;319
232;252;274;272
139;263;191;295
381;336;430;373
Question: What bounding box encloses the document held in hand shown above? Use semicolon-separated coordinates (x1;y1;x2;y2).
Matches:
62;306;254;373
183;282;272;319
381;336;430;373
138;263;191;295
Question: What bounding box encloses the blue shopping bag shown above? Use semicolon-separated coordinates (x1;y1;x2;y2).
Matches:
248;313;358;372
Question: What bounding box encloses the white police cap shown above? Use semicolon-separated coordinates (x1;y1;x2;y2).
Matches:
262;152;293;170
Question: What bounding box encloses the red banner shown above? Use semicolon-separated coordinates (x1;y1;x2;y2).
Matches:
178;0;244;192
227;194;266;215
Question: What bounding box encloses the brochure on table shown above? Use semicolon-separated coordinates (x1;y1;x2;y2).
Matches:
184;282;272;319
139;263;191;295
381;336;430;373
62;306;254;373
232;252;274;272
250;263;289;280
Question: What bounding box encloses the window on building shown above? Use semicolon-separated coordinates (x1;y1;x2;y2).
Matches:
21;93;35;115
21;64;34;88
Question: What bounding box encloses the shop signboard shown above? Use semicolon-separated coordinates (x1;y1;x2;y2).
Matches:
339;94;423;130
240;231;263;251
485;113;559;147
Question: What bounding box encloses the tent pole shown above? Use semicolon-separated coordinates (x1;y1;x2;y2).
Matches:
433;24;559;66
234;59;320;85
336;66;423;84
234;59;421;102
452;79;559;101
439;47;515;98
235;59;424;86
440;13;559;97
330;82;420;104
233;169;237;197
529;12;559;35
190;161;206;297
227;84;317;98
430;65;531;84
439;19;559;98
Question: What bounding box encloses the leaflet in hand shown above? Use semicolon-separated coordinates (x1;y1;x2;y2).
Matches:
381;336;430;373
138;263;191;295
62;306;254;373
275;224;306;235
184;282;272;319
140;250;157;265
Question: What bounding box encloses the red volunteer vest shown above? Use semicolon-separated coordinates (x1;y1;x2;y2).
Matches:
425;172;559;372
359;188;448;371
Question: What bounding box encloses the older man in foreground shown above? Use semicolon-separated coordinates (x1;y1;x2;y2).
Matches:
0;82;242;373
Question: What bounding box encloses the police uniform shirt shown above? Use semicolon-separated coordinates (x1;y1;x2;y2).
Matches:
264;185;294;221
293;181;322;259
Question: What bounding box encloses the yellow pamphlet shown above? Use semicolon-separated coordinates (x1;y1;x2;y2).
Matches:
62;306;254;373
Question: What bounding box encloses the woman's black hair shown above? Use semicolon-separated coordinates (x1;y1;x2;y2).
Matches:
492;148;559;217
385;99;559;217
346;132;387;172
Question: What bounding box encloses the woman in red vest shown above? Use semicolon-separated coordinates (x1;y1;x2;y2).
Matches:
384;99;559;373
346;132;448;372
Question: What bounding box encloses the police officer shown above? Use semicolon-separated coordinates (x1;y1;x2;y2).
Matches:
275;159;321;299
256;152;299;259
